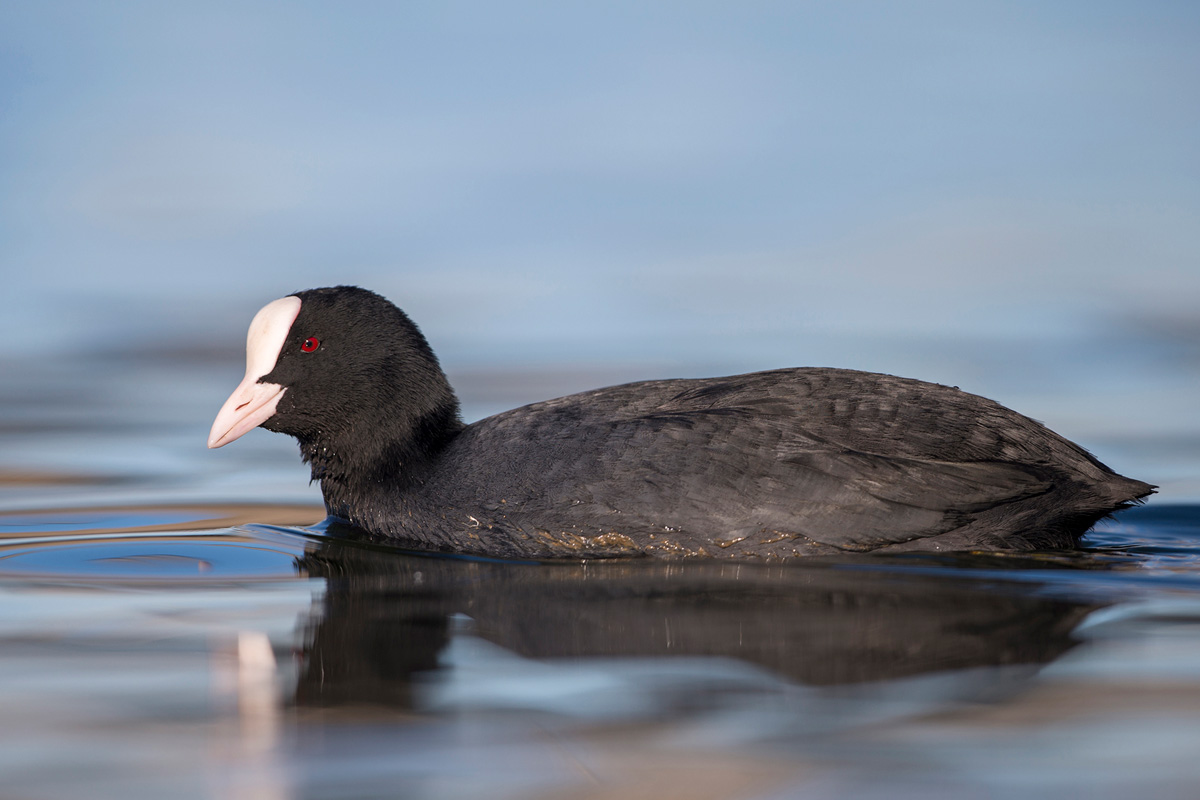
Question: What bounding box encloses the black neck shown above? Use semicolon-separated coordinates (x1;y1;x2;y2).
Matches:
299;399;464;519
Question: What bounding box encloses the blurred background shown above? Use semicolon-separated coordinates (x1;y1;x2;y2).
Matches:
2;0;1197;499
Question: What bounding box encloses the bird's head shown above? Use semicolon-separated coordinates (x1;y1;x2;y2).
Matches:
208;286;462;480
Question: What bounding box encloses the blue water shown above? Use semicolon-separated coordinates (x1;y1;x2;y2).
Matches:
1;505;1199;799
2;353;1199;799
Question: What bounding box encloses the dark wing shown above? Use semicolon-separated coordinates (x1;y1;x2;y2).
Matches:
769;449;1053;550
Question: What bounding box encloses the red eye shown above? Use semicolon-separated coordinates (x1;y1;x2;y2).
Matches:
301;337;320;352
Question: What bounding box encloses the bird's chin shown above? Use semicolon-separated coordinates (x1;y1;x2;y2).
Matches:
208;381;287;448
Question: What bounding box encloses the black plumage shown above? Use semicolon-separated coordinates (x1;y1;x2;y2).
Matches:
217;285;1154;559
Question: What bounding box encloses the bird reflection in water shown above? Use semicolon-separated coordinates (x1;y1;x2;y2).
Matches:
290;521;1099;722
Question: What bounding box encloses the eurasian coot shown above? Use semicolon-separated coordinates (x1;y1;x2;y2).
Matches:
209;286;1153;559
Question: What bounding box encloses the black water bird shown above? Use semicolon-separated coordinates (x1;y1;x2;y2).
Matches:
209;286;1153;559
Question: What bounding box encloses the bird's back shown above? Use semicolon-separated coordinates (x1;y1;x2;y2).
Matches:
381;368;1151;558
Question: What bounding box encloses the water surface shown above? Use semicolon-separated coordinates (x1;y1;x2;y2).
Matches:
2;353;1199;799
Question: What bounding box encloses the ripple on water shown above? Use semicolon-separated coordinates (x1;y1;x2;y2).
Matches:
0;505;322;582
